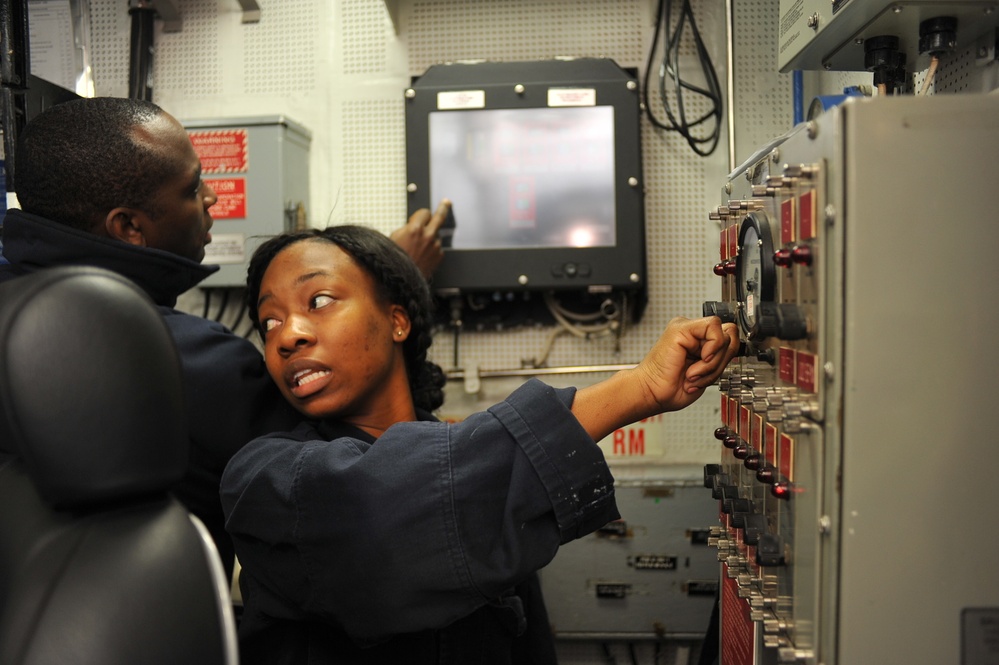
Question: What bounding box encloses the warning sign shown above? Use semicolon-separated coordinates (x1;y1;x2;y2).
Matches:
205;177;246;219
189;129;248;173
598;414;665;459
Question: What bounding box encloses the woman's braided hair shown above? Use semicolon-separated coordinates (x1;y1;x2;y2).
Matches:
246;225;445;412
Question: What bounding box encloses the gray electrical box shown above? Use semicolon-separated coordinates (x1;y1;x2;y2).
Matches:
778;0;999;72
182;116;311;287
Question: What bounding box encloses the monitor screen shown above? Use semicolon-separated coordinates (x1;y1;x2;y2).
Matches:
429;106;616;251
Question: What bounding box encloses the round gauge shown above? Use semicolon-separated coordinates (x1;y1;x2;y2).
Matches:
735;211;776;335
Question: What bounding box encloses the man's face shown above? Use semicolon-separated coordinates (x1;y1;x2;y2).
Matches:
132;114;217;263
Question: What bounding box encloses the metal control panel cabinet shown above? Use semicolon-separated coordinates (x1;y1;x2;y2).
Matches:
182;116;311;287
539;484;719;641
702;94;999;664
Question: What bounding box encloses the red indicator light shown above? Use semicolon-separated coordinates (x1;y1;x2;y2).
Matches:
723;260;737;275
771;480;791;499
713;263;727;276
774;248;793;267
756;464;776;484
791;245;813;266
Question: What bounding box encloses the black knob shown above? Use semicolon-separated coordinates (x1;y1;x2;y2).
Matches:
711;475;732;500
703;301;737;324
723;496;751;516
919;16;957;56
755;533;786;567
743;452;763;471
751;302;807;341
730;505;752;528
742;513;768;546
703;463;722;489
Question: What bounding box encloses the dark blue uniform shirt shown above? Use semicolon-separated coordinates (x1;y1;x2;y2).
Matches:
222;379;619;664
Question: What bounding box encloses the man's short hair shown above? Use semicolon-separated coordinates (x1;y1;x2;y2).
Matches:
14;97;180;232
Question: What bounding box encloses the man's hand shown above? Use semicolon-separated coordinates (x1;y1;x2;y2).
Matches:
390;199;451;279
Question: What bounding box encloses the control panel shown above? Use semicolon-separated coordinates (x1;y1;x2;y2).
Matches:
701;94;999;664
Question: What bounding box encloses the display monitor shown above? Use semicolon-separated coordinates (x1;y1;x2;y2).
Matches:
429;106;616;251
406;59;646;298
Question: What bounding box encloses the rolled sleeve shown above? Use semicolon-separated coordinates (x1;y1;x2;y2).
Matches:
486;379;618;543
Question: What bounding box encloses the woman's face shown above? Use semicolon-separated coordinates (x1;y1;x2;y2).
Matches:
255;239;412;428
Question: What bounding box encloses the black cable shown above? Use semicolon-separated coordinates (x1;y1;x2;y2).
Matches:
128;4;155;101
213;288;231;323
642;0;723;156
202;288;212;319
628;642;640;665
600;642;617;665
230;290;248;334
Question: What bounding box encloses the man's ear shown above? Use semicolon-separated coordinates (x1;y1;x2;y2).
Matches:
104;207;149;246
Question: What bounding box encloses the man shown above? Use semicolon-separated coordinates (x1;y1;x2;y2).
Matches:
0;96;449;578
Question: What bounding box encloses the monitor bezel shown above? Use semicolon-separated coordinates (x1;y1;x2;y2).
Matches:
405;59;646;295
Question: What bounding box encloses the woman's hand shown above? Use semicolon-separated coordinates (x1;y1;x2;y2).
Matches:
571;316;740;441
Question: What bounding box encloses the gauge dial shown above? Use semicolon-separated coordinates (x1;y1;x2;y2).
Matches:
735;212;776;336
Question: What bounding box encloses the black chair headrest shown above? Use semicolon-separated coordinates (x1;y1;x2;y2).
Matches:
0;266;187;508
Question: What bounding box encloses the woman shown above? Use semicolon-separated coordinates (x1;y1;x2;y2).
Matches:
221;225;738;664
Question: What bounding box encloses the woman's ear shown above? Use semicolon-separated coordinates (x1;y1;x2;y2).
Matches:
391;305;411;342
104;207;149;246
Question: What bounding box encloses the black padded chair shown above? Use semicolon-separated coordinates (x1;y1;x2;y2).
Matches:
0;266;238;665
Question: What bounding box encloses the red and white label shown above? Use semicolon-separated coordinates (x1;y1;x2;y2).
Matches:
752;413;763;451
189;129;249;174
779;433;794;481
721;569;756;665
779;347;796;384
437;90;485;110
205;177;246;219
796;351;818;394
799;189;816;239
547;88;596;107
781;197;795;245
599;414;665;459
765;423;778;466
